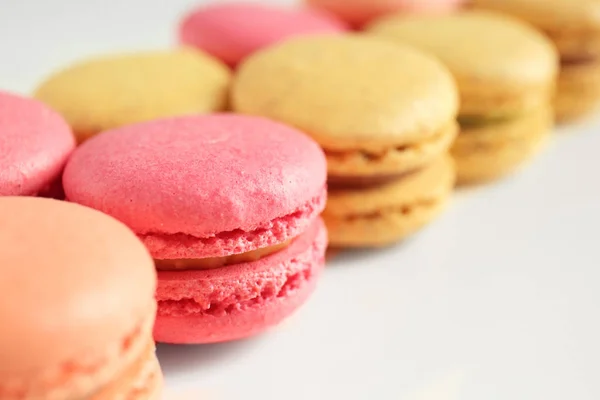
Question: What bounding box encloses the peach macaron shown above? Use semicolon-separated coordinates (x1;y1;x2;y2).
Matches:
0;196;161;399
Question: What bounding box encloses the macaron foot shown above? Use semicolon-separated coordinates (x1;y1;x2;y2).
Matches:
154;219;327;344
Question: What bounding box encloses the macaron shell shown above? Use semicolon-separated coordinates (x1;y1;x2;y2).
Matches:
306;0;465;27
63;115;327;255
141;187;325;259
456;75;555;119
34;49;231;141
323;156;455;247
180;2;347;66
0;197;156;398
471;0;600;31
233;34;458;153
452;105;552;184
555;62;600;121
472;0;600;59
154;218;327;344
367;10;558;116
549;29;600;60
0;91;75;196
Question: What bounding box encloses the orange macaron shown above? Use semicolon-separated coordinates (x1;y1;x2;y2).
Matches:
0;197;161;399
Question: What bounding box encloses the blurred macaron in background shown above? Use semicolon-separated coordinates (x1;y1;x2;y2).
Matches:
306;0;467;28
0;91;75;197
179;1;348;66
34;49;231;143
470;0;600;121
368;10;558;184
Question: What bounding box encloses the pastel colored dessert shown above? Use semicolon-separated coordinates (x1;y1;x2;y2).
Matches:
368;10;558;184
63;114;328;344
179;2;348;67
471;0;600;121
232;35;458;247
0;197;161;399
0;91;75;197
305;0;465;28
34;49;231;143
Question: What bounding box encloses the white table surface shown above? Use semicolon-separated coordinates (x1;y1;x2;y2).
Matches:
2;1;599;399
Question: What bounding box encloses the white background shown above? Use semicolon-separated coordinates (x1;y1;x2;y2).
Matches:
1;0;599;399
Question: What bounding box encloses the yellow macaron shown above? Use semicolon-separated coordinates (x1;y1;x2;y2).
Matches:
368;10;558;184
34;49;231;142
232;34;458;247
471;0;600;121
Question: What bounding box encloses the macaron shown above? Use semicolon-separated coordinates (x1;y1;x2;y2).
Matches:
34;49;231;143
305;0;466;28
368;10;558;184
179;2;348;67
0;91;75;197
471;0;600;121
232;35;458;247
0;197;161;399
62;114;328;344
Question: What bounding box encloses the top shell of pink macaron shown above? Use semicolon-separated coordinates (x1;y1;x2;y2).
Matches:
63;114;327;242
0;91;75;196
179;2;348;67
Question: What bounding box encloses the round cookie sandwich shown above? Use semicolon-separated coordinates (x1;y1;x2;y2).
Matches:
368;10;558;184
471;0;600;121
232;34;458;247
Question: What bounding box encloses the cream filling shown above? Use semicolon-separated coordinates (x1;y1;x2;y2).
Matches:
154;240;292;270
334;199;439;222
323;122;457;164
458;114;521;128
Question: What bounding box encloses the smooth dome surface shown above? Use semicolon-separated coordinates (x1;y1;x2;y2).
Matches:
63;114;327;242
0;197;156;376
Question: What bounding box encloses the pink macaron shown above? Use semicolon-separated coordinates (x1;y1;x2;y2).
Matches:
179;2;348;67
63;114;328;344
0;91;75;197
306;0;466;28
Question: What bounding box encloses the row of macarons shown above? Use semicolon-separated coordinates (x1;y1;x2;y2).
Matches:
171;0;600;122
1;1;597;397
1;0;591;345
15;1;586;248
1;107;327;398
